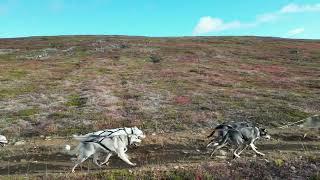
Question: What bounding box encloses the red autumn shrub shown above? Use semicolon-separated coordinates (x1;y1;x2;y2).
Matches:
174;96;191;105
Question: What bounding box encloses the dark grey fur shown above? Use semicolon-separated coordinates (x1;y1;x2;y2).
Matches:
207;121;254;145
208;126;270;158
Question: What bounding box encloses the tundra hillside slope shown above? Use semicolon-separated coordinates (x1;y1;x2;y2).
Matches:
0;36;319;179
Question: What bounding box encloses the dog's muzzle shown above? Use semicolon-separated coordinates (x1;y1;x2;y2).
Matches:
132;141;142;147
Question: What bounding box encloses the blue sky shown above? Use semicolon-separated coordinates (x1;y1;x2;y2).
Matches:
0;0;320;39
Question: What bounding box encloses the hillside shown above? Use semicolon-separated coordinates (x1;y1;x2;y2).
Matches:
0;36;319;178
1;36;319;136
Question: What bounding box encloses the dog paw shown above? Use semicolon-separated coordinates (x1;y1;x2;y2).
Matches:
131;163;137;166
210;151;216;157
233;154;240;159
99;162;109;166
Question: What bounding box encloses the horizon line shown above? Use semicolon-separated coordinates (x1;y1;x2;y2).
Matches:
1;34;319;41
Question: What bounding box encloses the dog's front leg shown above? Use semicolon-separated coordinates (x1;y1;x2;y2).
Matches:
236;144;249;156
100;153;112;166
250;143;265;156
252;144;258;150
118;150;136;166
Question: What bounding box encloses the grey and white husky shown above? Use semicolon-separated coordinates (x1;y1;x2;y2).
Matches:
70;134;141;173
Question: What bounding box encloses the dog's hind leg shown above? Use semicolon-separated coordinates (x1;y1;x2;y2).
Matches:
100;153;112;166
250;143;265;156
233;146;242;159
206;139;216;148
72;147;94;173
210;133;229;157
210;143;227;157
93;153;102;167
72;156;89;173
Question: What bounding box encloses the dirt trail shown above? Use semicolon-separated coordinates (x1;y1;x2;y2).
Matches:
0;141;319;175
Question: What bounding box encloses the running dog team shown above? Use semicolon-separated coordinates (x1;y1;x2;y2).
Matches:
0;122;271;172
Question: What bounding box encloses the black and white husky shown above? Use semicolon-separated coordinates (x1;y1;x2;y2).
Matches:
70;134;141;173
208;126;270;158
207;121;255;148
207;121;254;139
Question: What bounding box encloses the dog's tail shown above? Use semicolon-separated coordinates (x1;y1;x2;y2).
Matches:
207;129;229;148
64;144;80;156
64;135;87;156
72;134;90;141
207;130;216;138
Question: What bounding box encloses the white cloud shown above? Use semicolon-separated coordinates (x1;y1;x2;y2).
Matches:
193;16;246;35
193;3;320;35
256;13;278;23
287;28;305;36
280;3;320;13
193;17;221;34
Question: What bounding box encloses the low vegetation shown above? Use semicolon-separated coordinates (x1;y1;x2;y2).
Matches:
0;36;319;178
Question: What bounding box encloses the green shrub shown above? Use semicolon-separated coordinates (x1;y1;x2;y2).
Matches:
66;94;87;107
274;159;285;167
16;108;39;117
149;54;161;63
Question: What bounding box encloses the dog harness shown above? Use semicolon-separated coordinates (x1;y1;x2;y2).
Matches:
96;138;113;152
84;135;132;152
97;127;134;137
118;135;131;145
82;127;135;152
83;136;112;152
